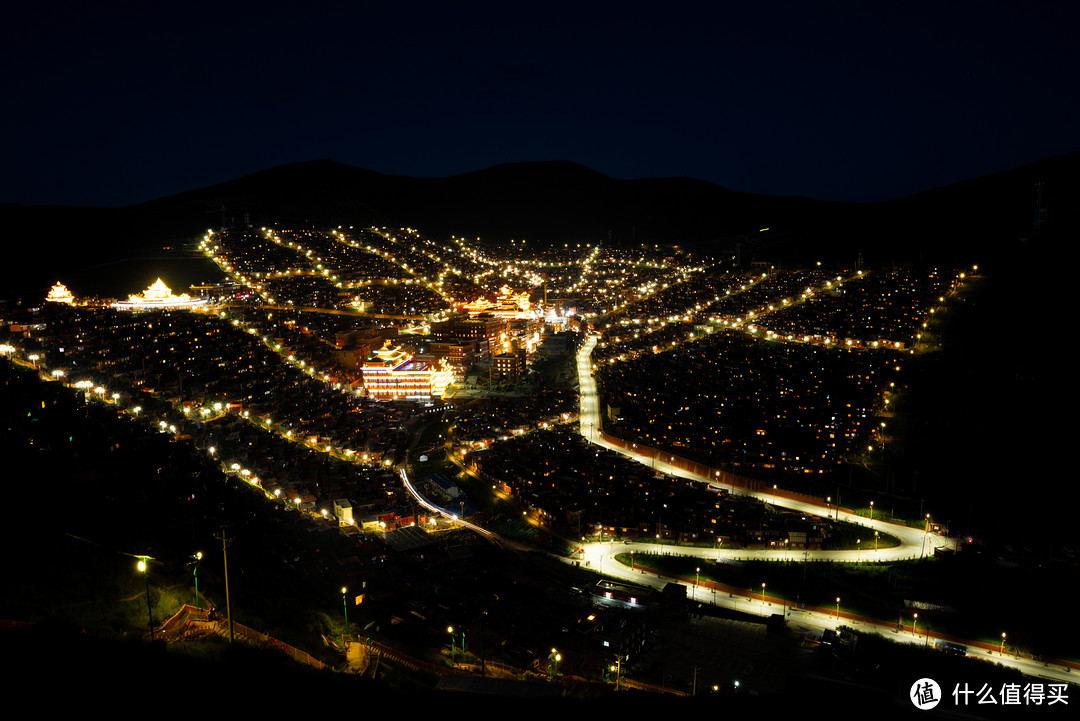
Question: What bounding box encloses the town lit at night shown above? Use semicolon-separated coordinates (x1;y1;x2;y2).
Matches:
1;3;1073;709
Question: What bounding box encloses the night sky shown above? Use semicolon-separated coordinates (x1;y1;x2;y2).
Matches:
4;1;1076;208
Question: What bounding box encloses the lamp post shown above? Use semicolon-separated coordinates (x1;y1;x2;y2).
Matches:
448;626;457;666
761;582;766;608
695;567;700;600
549;648;561;681
192;551;202;610
1000;632;1006;655
924;514;931;556
836;597;840;620
869;501;874;521
342;587;350;648
136;557;154;641
913;613;918;637
856;538;861;562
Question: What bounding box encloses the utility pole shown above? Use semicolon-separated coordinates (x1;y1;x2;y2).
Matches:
215;529;235;642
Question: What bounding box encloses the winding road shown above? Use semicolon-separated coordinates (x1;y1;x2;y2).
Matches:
575;334;955;563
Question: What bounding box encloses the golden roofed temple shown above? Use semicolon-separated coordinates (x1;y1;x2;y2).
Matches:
361;343;453;401
45;282;75;305
112;278;207;310
461;285;534;319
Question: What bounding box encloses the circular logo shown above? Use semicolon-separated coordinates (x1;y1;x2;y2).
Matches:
910;678;942;710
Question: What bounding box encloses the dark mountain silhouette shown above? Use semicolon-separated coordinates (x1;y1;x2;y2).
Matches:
2;152;1076;297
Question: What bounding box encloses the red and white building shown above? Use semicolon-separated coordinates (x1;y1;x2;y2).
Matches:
361;343;452;401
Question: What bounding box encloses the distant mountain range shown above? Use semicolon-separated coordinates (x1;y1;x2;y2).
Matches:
2;152;1075;297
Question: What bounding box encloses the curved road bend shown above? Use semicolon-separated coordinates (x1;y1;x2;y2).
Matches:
575;335;955;563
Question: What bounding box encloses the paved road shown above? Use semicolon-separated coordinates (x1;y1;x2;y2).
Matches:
575;335;955;562
571;540;1077;686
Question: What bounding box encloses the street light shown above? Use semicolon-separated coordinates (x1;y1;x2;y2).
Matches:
610;656;623;691
836;597;840;620
924;514;931;556
761;582;766;607
548;648;561;681
869;501;874;521
342;587;350;648
136;556;154;641
913;612;918;637
192;551;202;610
695;567;700;600
1000;632;1006;655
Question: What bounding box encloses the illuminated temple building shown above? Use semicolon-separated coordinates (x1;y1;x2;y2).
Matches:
460;285;534;319
45;282;75;305
361;342;453;401
112;278;207;311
